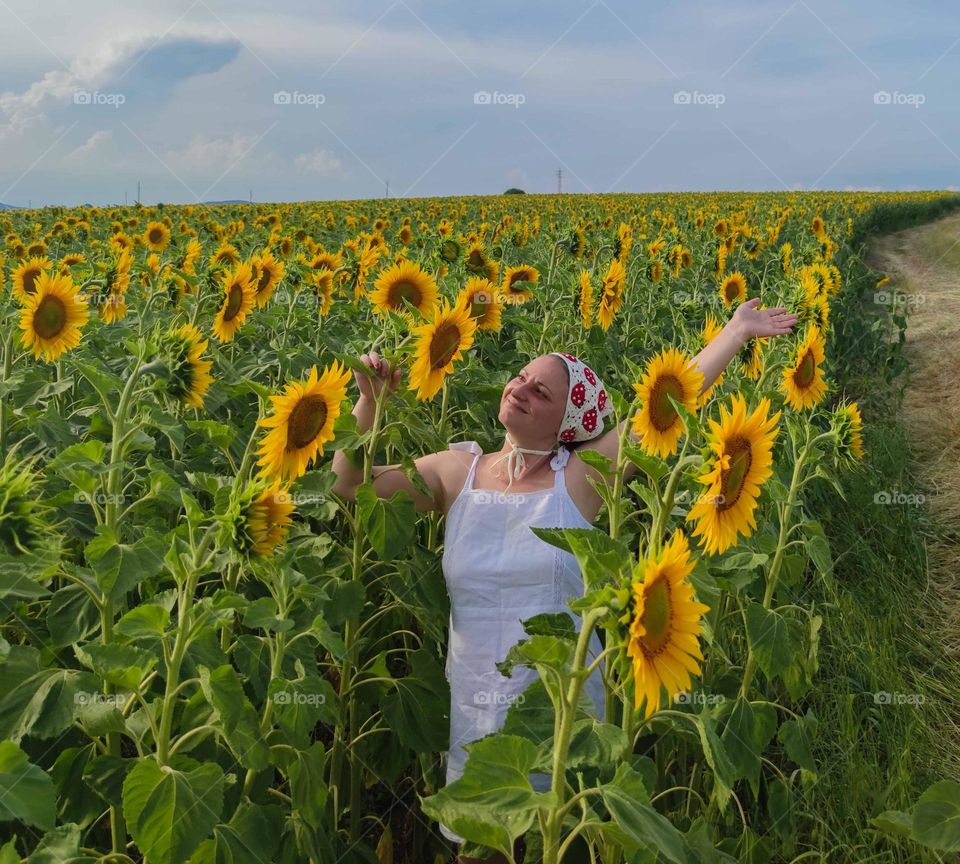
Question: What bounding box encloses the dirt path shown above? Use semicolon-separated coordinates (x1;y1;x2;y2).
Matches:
865;212;960;753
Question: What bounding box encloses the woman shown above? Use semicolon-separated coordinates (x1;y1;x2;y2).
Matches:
331;298;798;863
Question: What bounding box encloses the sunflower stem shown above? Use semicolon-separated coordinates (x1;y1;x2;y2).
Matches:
739;423;810;698
0;328;13;458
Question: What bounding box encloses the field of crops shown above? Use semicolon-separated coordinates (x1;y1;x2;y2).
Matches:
1;190;958;864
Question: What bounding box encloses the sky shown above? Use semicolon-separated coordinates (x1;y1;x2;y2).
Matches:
0;0;958;206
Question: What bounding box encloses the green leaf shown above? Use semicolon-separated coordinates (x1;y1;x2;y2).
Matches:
287;742;327;830
356;482;416;559
913;780;960;852
779;711;818;781
419;734;556;857
122;757;225;864
767;777;796;846
46;583;100;646
600;785;692;864
380;648;449;753
0;740;57;831
197;665;270;771
77;642;156;690
561;719;628;769
744;602;804;681
242;596;294;633
188;802;286;864
576;448;614;477
529;527;631;589
721;699;777;796
115;603;170;641
24;823;86;864
623;442;670;481
268;675;338;747
520;612;576;639
869;810;915;840
690;708;737;812
84;526;166;599
0;669;99;742
0;568;51;601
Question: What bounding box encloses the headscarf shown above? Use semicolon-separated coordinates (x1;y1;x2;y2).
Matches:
490;352;613;488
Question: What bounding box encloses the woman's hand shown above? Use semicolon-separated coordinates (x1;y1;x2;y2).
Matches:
732;297;799;341
355;350;402;403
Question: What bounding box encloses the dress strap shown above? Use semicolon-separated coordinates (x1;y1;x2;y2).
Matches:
449;440;482;495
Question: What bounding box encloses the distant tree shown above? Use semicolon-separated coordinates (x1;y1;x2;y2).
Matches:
504;187;526;195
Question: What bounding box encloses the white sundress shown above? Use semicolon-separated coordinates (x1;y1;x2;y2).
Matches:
437;440;607;845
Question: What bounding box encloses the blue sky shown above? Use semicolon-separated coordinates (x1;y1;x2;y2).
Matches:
0;0;957;206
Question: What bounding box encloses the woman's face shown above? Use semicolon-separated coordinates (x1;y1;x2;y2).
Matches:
498;355;568;441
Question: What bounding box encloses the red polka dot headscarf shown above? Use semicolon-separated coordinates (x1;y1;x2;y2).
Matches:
549;352;614;444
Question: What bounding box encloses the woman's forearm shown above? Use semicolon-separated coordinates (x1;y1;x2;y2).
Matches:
690;318;747;395
331;395;375;494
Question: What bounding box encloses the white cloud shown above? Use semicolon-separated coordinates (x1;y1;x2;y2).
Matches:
163;133;269;173
294;148;344;177
65;128;114;161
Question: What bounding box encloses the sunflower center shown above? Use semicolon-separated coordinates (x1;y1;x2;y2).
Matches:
257;267;272;293
638;576;672;657
509;271;531;289
387;279;421;310
429;322;462;369
649;375;683;432
466;250;485;269
286;395;328;450
149;228;164;244
794;348;816;389
718;435;752;511
33;295;67;339
23;267;41;294
724;280;740;302
223;283;244;321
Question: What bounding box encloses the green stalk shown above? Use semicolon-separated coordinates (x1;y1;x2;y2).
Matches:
0;329;13;458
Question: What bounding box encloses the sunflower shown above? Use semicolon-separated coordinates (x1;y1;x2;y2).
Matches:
463;241;488;273
578;270;594;328
0;446;50;554
60;253;86;268
19;270;90;362
368;259;438;319
439;238;461;263
163;323;214;409
111;232;134;254
11;256;52;302
501;264;539;303
832;400;864;465
781;324;827;411
686;394;781;556
212;261;256;342
455;276;502;331
626;529;710;719
597;257;627;331
314;268;335;316
408;298;477;401
719;272;747;308
738;336;766;381
210;242;240;268
631;347;704;458
255;360;352;483
143;221;171;253
244;483;295;557
251;250;286;308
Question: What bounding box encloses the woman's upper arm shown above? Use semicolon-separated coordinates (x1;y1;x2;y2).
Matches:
369;450;450;513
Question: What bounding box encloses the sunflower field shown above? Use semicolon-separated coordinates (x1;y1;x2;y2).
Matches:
0;190;958;864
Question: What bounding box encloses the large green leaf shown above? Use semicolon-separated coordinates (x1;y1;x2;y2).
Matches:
0;669;99;742
45;583;100;646
287;741;327;830
530;527;631;589
744;602;804;681
419;734;557;856
600;785;692;864
356;482;416;559
84;525;166;599
380;647;449;753
720;699;777;797
0;740;56;831
123;756;225;864
187;802;286;864
779;711;818;781
197;665;270;770
913;780;960;852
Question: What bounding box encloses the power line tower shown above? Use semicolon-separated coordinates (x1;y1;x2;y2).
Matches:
556;168;563;194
